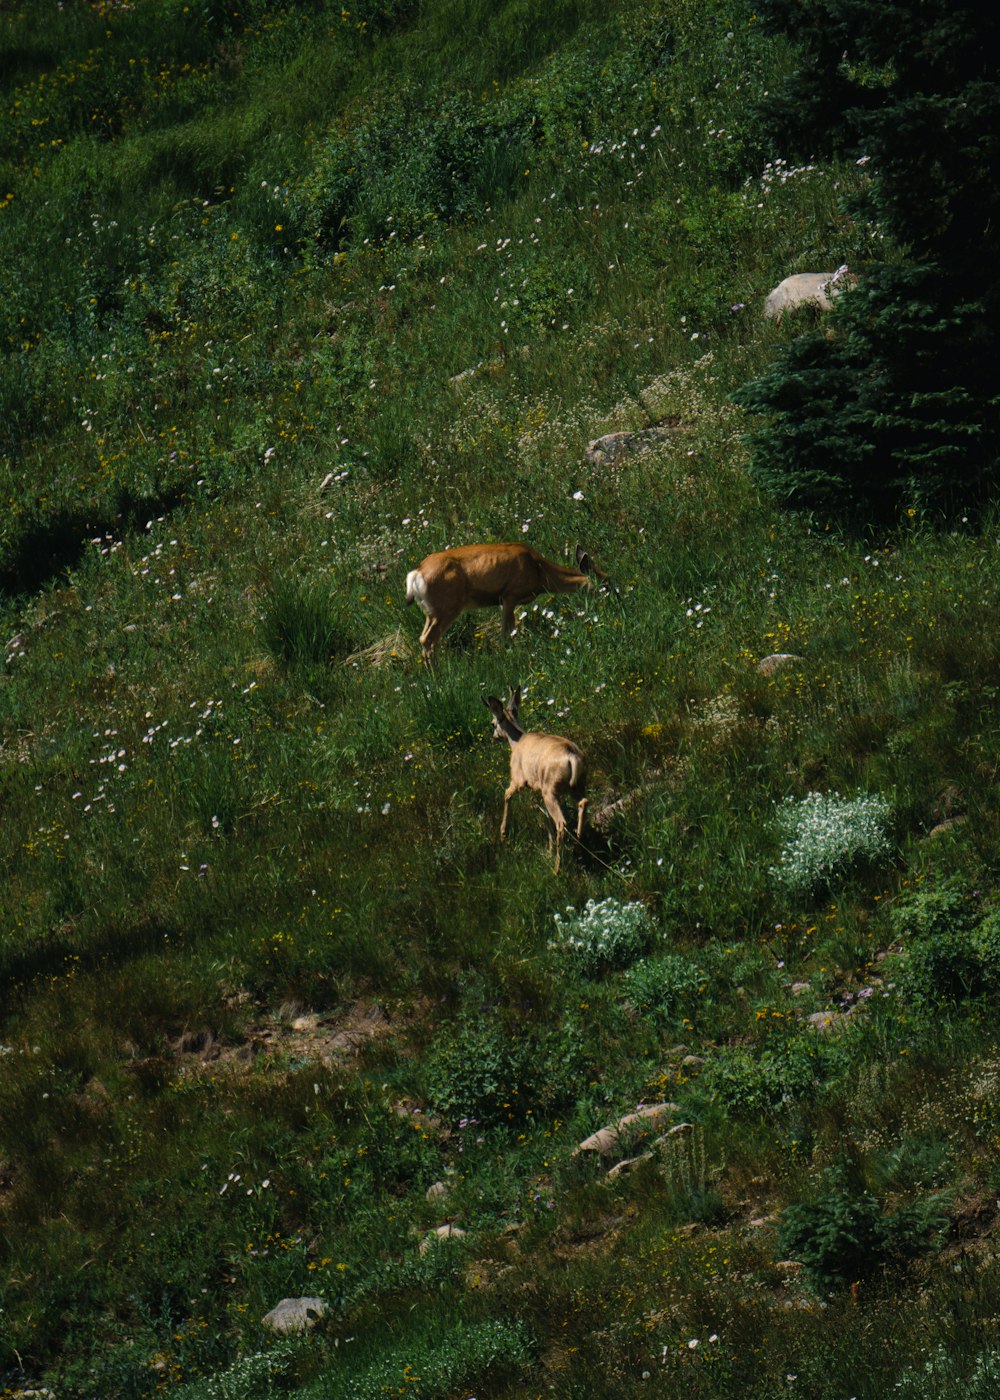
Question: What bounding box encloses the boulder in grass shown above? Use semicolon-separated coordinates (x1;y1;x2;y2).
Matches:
585;425;678;468
764;268;854;324
262;1296;327;1334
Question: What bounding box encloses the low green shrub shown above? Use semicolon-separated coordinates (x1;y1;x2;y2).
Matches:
890;877;979;942
426;1008;584;1126
170;1337;301;1399
902;926;991;1007
892;878;1000;1007
623;952;704;1031
706;1031;844;1117
298;1316;534;1400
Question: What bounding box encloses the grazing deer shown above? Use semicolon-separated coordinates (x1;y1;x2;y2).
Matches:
405;542;605;664
484;687;587;874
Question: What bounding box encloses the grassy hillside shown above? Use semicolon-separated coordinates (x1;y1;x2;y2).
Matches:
1;1;999;1396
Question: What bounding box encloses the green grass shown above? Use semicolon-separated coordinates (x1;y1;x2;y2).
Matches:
1;0;999;1396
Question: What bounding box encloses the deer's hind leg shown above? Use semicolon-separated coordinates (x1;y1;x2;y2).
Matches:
540;789;568;873
419;599;465;663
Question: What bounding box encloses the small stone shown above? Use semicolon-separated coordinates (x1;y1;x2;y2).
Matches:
607;1152;653;1180
757;653;803;677
425;1180;450;1202
419;1223;467;1256
790;982;811;996
681;1054;706;1067
807;1010;839;1032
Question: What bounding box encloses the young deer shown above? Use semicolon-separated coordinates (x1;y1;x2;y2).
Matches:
484;687;587;874
405;542;605;664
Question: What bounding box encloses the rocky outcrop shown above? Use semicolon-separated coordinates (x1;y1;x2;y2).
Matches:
575;1102;682;1158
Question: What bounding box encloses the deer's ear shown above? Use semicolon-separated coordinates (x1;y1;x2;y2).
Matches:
576;544;591;572
509;686;521;711
484;695;501;712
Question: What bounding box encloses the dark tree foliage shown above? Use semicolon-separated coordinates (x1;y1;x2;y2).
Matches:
736;2;1000;521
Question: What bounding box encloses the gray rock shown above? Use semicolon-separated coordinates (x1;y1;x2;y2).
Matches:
585;425;677;467
262;1296;327;1334
806;1009;849;1033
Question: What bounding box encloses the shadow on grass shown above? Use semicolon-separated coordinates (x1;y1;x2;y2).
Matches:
0;914;178;1002
0;486;189;597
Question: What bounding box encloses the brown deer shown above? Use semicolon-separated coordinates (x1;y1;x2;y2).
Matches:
405;542;605;663
484;687;587;874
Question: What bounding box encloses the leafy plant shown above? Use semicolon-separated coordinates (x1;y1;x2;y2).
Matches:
298;1317;534;1400
623;952;704;1031
707;1032;839;1117
891;878;999;1006
892;1344;1000;1399
426;1008;584;1125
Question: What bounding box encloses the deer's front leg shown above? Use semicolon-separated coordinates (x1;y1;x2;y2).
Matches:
500;784;519;841
501;597;518;641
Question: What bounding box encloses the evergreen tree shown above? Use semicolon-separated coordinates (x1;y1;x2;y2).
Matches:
736;1;1000;520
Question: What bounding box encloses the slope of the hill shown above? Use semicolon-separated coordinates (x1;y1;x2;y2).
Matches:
1;1;999;1396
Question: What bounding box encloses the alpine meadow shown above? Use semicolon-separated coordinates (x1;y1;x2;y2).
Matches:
2;1;1000;1396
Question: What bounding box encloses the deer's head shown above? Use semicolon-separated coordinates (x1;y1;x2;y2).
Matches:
483;687;521;740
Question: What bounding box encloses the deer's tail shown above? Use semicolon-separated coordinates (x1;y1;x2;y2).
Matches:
405;569;426;607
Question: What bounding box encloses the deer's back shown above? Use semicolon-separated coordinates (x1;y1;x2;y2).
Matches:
416;543;548;604
512;732;586;789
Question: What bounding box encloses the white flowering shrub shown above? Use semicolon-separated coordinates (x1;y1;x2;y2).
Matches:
551;897;652;975
770;790;893;898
